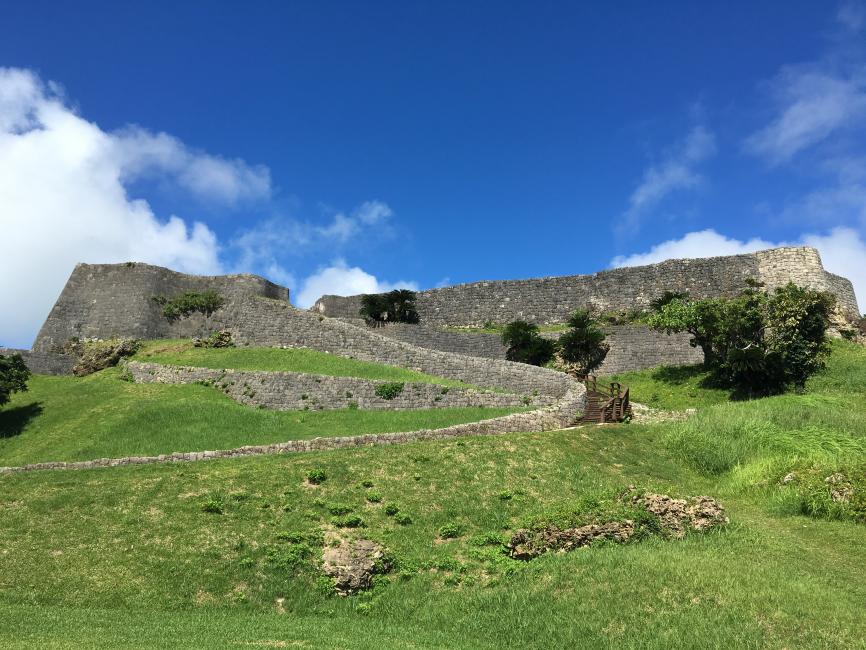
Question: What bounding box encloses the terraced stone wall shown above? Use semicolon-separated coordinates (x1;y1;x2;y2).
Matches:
127;361;553;411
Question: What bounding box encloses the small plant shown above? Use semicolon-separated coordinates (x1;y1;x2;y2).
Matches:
497;490;513;501
366;492;383;503
384;504;400;516
201;497;224;514
331;514;365;528
360;480;375;488
394;512;413;525
375;382;405;400
347;400;359;410
327;503;353;516
307;469;327;485
438;522;462;539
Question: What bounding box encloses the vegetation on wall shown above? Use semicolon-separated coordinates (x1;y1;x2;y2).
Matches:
647;281;835;396
500;321;556;366
0;353;30;407
359;290;419;326
152;290;225;321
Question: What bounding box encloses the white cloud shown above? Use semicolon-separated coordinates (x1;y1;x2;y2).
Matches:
623;125;716;228
745;67;866;164
0;67;272;348
837;1;866;31
294;259;418;308
611;227;866;312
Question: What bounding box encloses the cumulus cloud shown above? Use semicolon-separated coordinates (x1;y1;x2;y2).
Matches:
745;66;866;164
294;260;418;308
0;67;272;347
622;125;716;229
611;228;866;312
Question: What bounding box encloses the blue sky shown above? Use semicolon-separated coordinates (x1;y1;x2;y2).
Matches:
2;1;866;347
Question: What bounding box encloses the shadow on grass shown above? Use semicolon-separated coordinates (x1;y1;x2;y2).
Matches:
0;402;44;439
650;365;711;386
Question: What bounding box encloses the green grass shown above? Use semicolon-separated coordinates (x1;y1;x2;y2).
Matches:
1;341;865;647
135;339;473;387
0;368;519;465
603;364;729;410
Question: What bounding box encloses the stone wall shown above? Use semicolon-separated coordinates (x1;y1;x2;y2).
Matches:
0;381;585;475
594;326;702;375
32;262;289;352
0;348;76;375
222;297;577;398
127;361;552;410
313;247;860;325
353;322;509;359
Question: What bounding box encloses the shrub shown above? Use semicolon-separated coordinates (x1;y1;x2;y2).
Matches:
359;290;420;326
366;492;383;503
306;469;327;485
394;512;413;525
375;382;404;400
438;522;462;539
360;479;375;488
331;514;365;528
327;503;353;515
193;330;234;348
648;282;834;396
501;321;556;366
0;353;30;406
152;290;224;321
557;309;610;377
384;504;400;516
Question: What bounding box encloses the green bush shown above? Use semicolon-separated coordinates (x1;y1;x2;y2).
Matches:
306;469;327;485
331;514;365;528
0;353;30;407
384;504;400;516
394;512;413;525
557;309;610;376
366;492;383;503
375;382;404;400
501;321;556;366
153;290;225;321
438;522;463;539
359;290;419;326
648;282;834;396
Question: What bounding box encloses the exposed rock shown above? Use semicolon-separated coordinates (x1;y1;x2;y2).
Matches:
507;521;635;560
193;330;234;348
70;339;141;377
825;473;854;503
321;539;389;595
781;472;797;484
631;492;729;538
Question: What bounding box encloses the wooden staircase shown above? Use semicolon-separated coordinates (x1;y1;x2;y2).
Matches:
581;376;631;424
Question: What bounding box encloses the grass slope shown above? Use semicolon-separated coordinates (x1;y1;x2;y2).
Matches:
135;340;474;387
1;341;865;648
0;368;519;465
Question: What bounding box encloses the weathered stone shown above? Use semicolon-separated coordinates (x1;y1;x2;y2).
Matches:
508;521;636;560
631;492;729;538
321;539;389;595
825;473;854;503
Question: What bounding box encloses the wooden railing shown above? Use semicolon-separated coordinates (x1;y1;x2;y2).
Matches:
582;375;631;423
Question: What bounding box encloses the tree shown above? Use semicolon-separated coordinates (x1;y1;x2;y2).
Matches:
359;290;419;326
0;353;31;407
501;321;556;366
647;282;834;396
557;309;610;377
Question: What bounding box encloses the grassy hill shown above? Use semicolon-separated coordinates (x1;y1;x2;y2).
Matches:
1;341;865;648
135;339;476;387
0;368;519;466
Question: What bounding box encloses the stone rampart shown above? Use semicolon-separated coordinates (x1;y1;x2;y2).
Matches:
0;348;77;375
221;297;578;398
313;247;860;325
32;262;289;352
127;361;552;410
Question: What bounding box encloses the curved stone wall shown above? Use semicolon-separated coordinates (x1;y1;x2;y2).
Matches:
127;361;553;410
32;262;289;352
222;297;577;398
313;247;860;325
